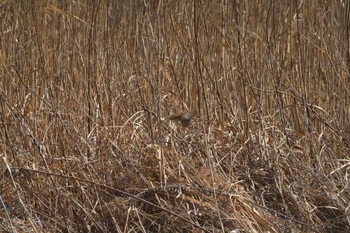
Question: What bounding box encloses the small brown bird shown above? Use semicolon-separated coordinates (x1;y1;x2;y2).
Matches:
168;111;194;127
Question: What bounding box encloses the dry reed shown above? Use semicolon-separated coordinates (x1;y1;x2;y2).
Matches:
0;1;349;232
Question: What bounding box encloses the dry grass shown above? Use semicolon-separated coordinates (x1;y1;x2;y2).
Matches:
0;1;350;232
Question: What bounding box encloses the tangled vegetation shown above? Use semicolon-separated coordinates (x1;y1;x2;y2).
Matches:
0;1;350;232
